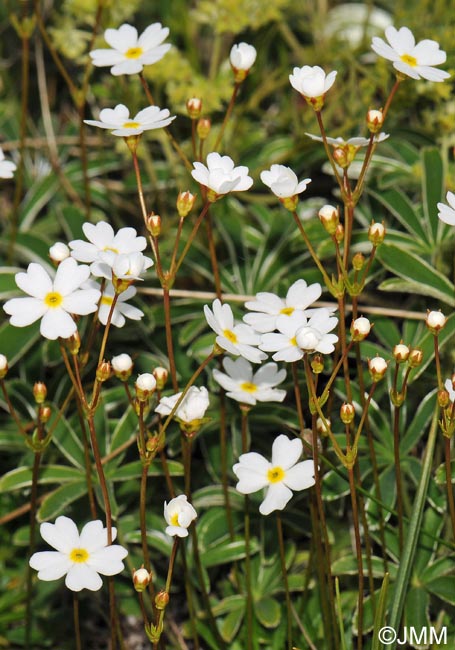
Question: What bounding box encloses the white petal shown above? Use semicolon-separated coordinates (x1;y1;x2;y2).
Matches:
104;24;138;52
4;297;47;326
259;483;293;515
40;516;80;553
63;289;100;315
40;309;77;340
16;264;52;298
88;546;128;575
78;520;107;551
283;460;316;490
54;258;90;295
29;551;71;580
165;525;189;537
65;564;103;592
271;435;303;470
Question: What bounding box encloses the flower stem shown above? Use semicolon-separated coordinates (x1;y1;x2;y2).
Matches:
347;462;364;650
241;407;253;650
444;436;455;541
214;83;240;151
276;513;293;650
73;593;82;650
291;211;335;293
173;202;211;277
25;450;41;650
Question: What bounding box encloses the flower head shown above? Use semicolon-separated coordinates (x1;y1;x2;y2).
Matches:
0;148;17;179
260;164;311;209
3;258;100;340
84;104;175;137
289;66;337;109
90;23;171;76
213;357;286;406
230;42;257;81
371;26;450;81
155;386;210;424
164;495;197;537
204;299;267;364
437;191;455;226
70;221;146;268
86;280;144;327
233;434;315;515
191;153;253;202
29;516;128;591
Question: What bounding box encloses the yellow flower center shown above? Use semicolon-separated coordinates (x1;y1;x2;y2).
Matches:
223;329;238;344
400;53;417;67
122;121;141;129
267;466;285;483
69;548;89;563
101;295;114;306
170;512;179;526
44;291;63;308
280;307;295;315
103;246;119;253
290;336;297;346
240;382;257;393
125;46;144;59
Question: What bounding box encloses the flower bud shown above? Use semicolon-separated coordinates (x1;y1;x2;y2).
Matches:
368;222;386;246
316;417;331;436
425;310;447;334
368;356;387;381
33;381;47;404
352;253;365;271
112;353;133;381
318;204;339;235
39;405;52;423
438;389;450;408
146;433;163;453
96;360;112;383
147;214;161;237
366;109;384;134
335;224;344;244
197;118;211;140
332;147;349;168
155;590;170;610
186;97;202;119
351;316;371;341
302;428;322;453
49;242;70;263
0;354;8;379
176;191;196;218
408;347;423;368
340;402;355;424
230;43;257;81
153;366;169;391
311;354;324;374
67;331;81;355
136;373;157;400
133;567;152;592
393;343;410;363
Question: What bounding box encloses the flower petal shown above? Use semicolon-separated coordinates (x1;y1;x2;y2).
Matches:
40;516;80;553
29;551;72;581
16;264;52;298
283;460;316;490
87;545;128;575
271;435;303;470
259;483;293;515
3;297;47;326
40;309;76;340
65;564;103;592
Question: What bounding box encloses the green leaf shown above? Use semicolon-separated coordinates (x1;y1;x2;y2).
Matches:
421;147;444;243
400;389;438;455
372;573;390;650
220;608;244;642
332;555;397;580
404;586;429;632
50;411;86;469
104;460;184;481
0;465;83;492
109;406;138;458
366;465;396;530
368;188;429;244
201;539;259;568
254;597;281;629
434;460;455;485
37;481;87;521
425;576;455;605
420;557;455;584
0;321;40;366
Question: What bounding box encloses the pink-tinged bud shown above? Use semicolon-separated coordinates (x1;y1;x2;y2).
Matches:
311;354;324;374
135;373;157;401
186;97;202;119
425;310;447;334
39;405;52;423
316;417;331;436
153;366;169;391
340;402;355;424
335;224;344;244
318;204;339;234
367;109;384;134
352;252;365;271
67;331;81;355
33;381;47;404
96;361;112;383
0;354;9;379
393;343;410;363
368;356;387;381
155;590;170;610
49;242;70;264
147;214;161;237
197;118;211;140
351;317;371;341
332;147;351;169
176;191;196;218
438;389;450;408
133;567;152;592
408;347;424;368
146;434;162;453
368;222;386;245
112;353;133;381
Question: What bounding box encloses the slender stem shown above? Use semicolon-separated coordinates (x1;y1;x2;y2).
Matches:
219;386;235;539
25;450;41;650
444;437;455;541
76;402;97;519
276;514;293;650
292;362;305;432
153;539;180;649
315;110;344;191
86;415;112;541
0;379;28;436
393;406;404;552
96;292;120;369
173;202;211;276
131;150;149;222
169;217;185;279
348;463;364;650
241;408;253;650
73;593;82;650
204;211;222;299
163;287;179;392
214;83;240;151
291;211;335;292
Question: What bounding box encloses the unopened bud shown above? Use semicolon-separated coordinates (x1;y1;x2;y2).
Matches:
438;389;450;408
367;109;384;134
67;331;81;355
368;356;387;381
408;347;423;368
0;354;8;379
133;567;152;592
112;353;133;381
197;118;211;140
352;253;365;271
135;373;157;400
393;343;410;363
318;204;339;235
368;222;386;246
155;590;169;610
332;147;349;168
340;402;355;424
146;434;162;453
351;316;371;341
96;361;112;382
33;382;47;404
39;405;52;423
147;214;161;237
335;224;344;244
311;354;324;374
425;310;447;334
302;428;322;453
186;97;202;119
153;366;169;391
177;191;196;218
316;417;331;436
49;242;70;263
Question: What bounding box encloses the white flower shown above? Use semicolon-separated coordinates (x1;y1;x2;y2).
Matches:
437;191;455;226
306;132;389;146
260;165;311;199
164;495;197;537
191;153;253;201
3;258;100;340
92;281;144;327
260;309;338;362
233;434;315;515
244;279;323;334
84;104;175;137
155;386;210;423
212;357;286;406
136;373;157;392
49;242;70;263
230;42;257;71
204;299;267;364
29;516;128;592
444;378;455;403
371;26;450;81
0;148;16;179
89;23;171;76
109;252;153;282
111;353;133;374
289;65;337;98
